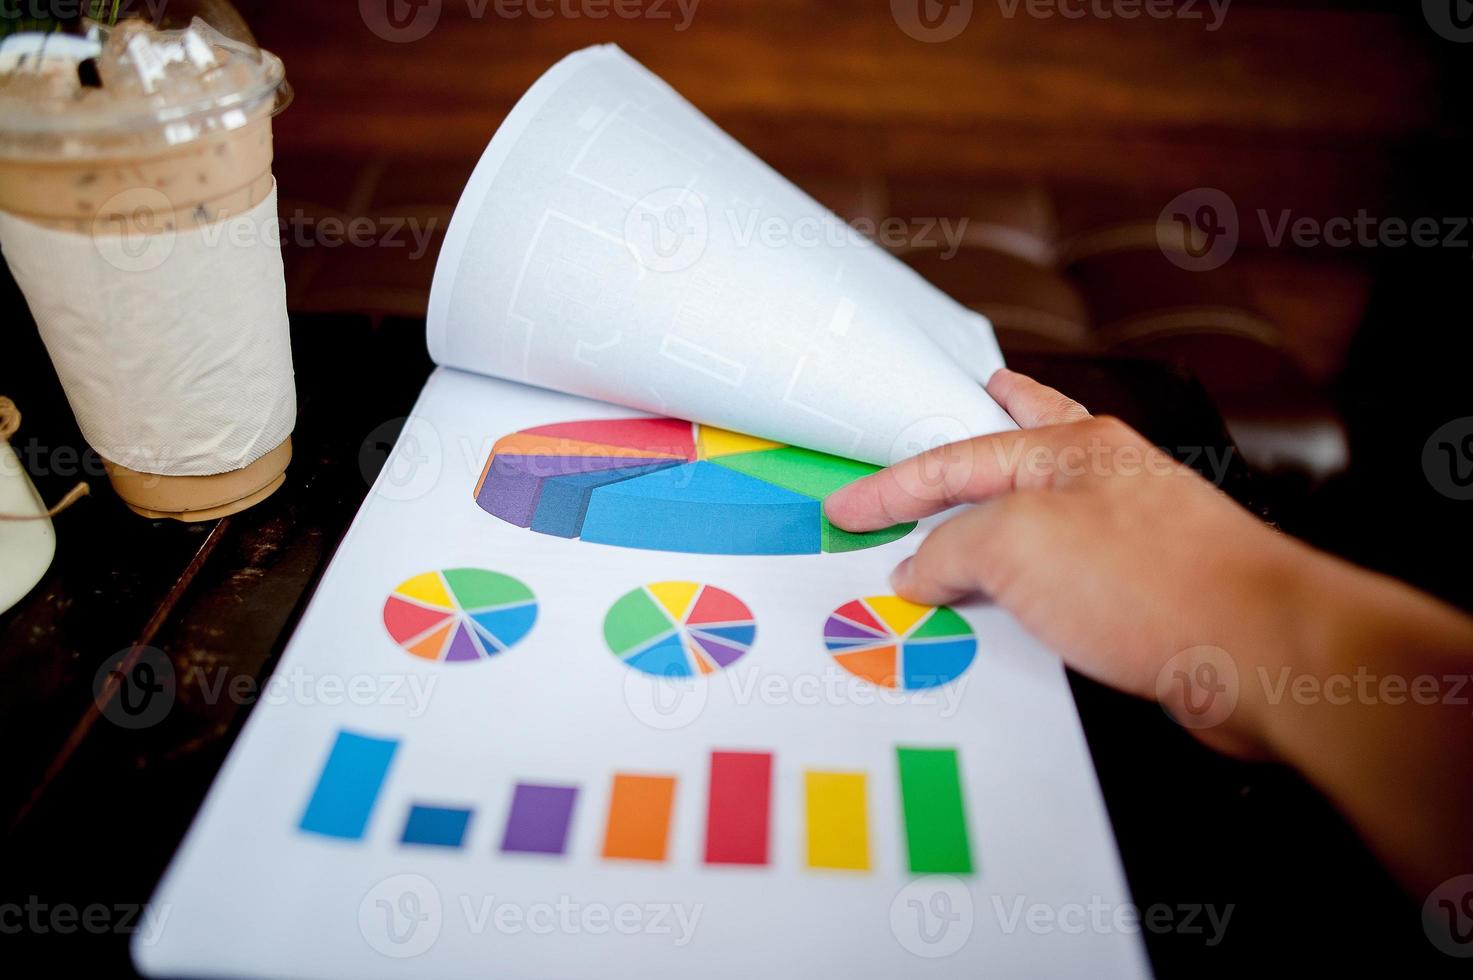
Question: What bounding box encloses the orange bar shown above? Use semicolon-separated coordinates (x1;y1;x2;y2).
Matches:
601;774;677;862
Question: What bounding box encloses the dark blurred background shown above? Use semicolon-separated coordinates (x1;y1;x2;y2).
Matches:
242;0;1473;609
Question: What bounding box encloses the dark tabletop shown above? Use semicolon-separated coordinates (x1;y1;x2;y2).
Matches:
0;294;1453;976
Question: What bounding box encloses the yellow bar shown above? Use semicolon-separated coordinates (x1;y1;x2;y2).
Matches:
804;771;869;871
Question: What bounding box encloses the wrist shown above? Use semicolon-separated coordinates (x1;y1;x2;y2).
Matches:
1195;536;1326;759
1238;541;1473;768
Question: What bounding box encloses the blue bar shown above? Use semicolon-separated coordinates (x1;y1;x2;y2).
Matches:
401;804;473;848
299;730;399;839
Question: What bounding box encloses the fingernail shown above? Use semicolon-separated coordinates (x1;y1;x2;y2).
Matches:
890;557;912;590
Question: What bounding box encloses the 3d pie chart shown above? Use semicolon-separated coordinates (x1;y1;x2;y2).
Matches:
472;417;914;555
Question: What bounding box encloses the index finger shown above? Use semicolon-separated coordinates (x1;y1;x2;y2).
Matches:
824;371;1093;532
825;422;1097;531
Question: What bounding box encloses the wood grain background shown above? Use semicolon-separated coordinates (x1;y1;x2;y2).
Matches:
237;0;1457;214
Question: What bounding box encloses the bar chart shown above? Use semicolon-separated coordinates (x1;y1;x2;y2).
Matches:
296;729;974;875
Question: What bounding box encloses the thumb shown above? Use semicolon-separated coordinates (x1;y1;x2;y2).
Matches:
889;499;1025;607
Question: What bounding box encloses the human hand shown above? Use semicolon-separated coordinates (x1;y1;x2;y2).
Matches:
826;369;1473;893
825;369;1307;757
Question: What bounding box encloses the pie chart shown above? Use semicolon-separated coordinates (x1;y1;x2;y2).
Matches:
473;417;914;555
605;581;756;678
382;569;538;662
824;596;977;690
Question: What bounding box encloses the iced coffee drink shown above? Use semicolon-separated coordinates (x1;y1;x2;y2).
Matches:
0;5;295;521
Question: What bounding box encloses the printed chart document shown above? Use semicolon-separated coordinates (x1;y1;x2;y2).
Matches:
135;369;1151;978
135;45;1151;979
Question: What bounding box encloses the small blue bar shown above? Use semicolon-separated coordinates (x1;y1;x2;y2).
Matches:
401;804;473;848
299;730;399;839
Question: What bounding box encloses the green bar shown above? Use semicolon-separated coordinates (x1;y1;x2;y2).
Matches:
896;747;973;874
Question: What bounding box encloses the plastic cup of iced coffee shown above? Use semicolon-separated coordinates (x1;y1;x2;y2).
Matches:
0;2;295;521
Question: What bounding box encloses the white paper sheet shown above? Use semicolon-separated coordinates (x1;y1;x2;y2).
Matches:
135;368;1150;979
427;46;1016;466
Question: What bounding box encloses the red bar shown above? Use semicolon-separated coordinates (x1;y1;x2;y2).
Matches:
704;750;772;865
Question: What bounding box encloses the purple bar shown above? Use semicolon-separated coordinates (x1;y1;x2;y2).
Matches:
500;783;578;855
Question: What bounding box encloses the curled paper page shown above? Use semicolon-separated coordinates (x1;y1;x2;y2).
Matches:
428;45;1015;466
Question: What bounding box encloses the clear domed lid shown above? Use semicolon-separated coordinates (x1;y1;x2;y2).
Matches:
0;0;290;158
